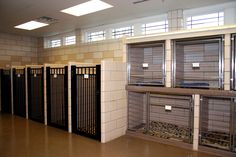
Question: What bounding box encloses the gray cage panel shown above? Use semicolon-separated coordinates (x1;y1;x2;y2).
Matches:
128;42;165;86
174;37;223;89
200;97;233;151
128;92;193;143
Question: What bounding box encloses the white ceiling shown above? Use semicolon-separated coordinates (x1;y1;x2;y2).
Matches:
0;0;234;37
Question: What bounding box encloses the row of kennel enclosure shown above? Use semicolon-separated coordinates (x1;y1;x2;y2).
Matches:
128;92;194;144
0;69;11;113
127;36;224;89
127;86;236;153
0;65;101;141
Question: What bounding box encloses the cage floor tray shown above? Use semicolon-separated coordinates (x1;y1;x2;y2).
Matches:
132;121;191;143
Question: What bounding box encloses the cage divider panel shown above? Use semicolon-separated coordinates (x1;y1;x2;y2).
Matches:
71;65;101;141
199;96;236;152
27;67;44;123
128;42;165;86
128;92;193;143
173;37;224;89
46;66;68;131
13;68;26;117
0;69;12;113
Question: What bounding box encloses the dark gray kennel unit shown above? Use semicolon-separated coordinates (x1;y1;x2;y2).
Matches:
128;41;165;86
231;34;236;90
27;67;44;123
173;36;224;89
128;92;193;143
46;66;68;130
71;65;101;141
200;96;235;152
0;69;12;113
13;68;26;118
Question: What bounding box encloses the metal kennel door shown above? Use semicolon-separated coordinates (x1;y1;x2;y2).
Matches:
27;67;44;123
13;68;26;117
71;65;101;141
46;67;68;130
0;69;11;113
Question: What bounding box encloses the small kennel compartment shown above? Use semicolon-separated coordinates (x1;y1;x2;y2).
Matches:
128;92;193;143
71;65;101;140
27;67;44;123
232;34;236;90
46;66;68;130
128;41;165;86
173;36;224;89
0;69;11;113
200;96;235;151
13;68;26;117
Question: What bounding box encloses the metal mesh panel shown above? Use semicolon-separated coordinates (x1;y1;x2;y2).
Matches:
128;92;193;143
28;68;44;123
173;37;223;89
200;97;233;151
71;65;101;140
13;69;26;117
0;69;11;113
128;42;165;86
47;67;68;130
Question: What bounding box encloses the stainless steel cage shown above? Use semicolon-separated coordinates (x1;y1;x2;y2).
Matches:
128;41;166;86
128;92;193;143
200;96;236;152
173;36;224;89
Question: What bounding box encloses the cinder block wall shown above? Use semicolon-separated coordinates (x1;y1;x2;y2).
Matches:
0;32;38;67
38;39;125;64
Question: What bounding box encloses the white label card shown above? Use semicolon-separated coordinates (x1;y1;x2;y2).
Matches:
192;63;200;68
53;74;57;78
142;63;149;68
165;105;172;111
17;74;21;77
84;74;89;79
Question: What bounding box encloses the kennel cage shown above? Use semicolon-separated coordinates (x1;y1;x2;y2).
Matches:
231;34;236;90
128;41;165;86
199;96;236;152
27;67;44;123
46;66;68;130
0;69;12;113
173;36;224;89
128;92;193;143
13;68;26;117
71;65;101;141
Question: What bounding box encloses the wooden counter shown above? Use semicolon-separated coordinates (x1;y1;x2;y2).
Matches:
126;85;236;97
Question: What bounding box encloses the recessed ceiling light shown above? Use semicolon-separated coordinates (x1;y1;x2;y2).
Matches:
14;21;49;30
61;0;113;17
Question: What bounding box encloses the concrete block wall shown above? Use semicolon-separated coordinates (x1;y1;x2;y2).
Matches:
0;32;38;67
101;61;127;143
38;39;124;65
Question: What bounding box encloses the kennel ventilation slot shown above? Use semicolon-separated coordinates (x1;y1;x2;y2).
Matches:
128;42;165;86
200;96;235;152
173;36;224;89
27;67;44;123
0;69;12;113
128;92;193;143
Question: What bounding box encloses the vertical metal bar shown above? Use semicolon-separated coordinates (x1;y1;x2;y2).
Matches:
71;66;77;133
46;67;51;125
64;66;68;130
146;92;150;132
96;65;101;140
27;68;31;119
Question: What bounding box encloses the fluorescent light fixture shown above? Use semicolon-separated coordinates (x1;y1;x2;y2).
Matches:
61;0;113;17
14;21;49;30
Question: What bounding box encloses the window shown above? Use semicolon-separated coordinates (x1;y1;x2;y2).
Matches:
142;20;168;35
50;39;61;48
112;26;134;38
88;31;105;42
186;12;224;29
65;36;76;45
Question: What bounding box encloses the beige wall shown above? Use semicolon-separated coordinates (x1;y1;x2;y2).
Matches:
0;32;38;68
38;39;125;64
